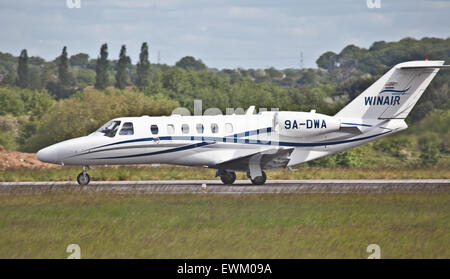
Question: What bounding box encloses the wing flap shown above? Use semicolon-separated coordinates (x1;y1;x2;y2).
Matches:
214;148;294;171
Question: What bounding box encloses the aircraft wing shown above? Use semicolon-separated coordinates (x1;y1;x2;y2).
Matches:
214;147;294;171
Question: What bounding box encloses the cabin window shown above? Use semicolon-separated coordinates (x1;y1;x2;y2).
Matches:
97;120;121;138
167;124;175;135
182;124;190;134
119;122;134;135
211;123;219;134
150;124;159;135
196;123;204;134
225;123;233;133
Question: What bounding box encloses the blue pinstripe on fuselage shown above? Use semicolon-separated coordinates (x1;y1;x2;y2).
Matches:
79;126;390;160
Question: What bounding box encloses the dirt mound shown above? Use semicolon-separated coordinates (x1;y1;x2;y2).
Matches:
0;145;62;170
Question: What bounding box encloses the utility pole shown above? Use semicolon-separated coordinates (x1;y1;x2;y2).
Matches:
157;50;161;64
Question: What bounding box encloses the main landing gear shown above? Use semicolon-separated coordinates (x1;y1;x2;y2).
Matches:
249;171;266;185
217;169;267;185
219;171;236;185
77;166;90;185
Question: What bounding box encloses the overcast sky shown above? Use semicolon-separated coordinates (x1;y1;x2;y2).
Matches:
0;0;449;69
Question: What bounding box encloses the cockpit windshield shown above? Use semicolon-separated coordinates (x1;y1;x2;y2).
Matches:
96;120;121;137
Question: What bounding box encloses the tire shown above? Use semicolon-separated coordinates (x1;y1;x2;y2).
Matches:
220;172;236;185
77;172;90;185
251;171;266;185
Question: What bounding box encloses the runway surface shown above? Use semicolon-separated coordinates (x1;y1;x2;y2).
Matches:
0;180;449;194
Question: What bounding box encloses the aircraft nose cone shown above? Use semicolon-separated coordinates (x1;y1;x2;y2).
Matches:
37;146;59;164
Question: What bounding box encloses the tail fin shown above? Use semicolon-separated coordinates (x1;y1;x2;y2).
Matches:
335;61;448;120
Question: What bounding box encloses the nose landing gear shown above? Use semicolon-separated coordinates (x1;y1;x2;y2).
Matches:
77;166;90;185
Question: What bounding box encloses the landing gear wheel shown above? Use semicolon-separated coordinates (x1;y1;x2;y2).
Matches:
220;172;236;185
77;172;90;185
251;171;266;185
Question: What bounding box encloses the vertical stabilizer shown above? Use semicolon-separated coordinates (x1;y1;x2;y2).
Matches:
335;61;447;120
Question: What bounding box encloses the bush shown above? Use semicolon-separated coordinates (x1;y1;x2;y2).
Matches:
440;133;450;154
0;115;29;151
418;132;441;166
308;154;337;167
373;136;414;158
0;87;25;115
0;86;54;118
336;149;362;167
0;132;18;150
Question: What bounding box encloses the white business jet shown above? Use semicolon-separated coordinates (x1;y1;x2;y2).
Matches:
37;61;448;185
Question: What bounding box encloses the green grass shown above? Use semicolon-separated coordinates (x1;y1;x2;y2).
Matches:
0;165;449;182
0;192;448;258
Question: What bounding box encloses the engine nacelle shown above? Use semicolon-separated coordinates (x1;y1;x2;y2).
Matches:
276;111;341;138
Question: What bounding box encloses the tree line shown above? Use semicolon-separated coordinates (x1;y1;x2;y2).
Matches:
0;37;448;166
11;42;153;99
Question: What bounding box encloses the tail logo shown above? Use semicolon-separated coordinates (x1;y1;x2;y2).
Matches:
379;82;410;95
363;83;410;106
364;95;401;106
384;82;397;90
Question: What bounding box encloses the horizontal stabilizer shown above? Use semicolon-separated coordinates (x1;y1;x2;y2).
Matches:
400;65;450;69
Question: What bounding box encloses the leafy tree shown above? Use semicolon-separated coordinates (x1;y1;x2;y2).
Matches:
316;51;338;69
410;101;434;123
0;86;53;117
40;63;55;90
2;70;17;86
95;43;109;89
0;87;25;115
136;42;150;90
175;56;206;71
265;67;282;78
115;45;129;89
28;68;43;90
334;76;378;100
46;46;75;99
76;69;96;87
17;49;29;88
69;53;89;67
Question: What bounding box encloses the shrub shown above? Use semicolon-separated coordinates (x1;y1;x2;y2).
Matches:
308;154;337;167
418;132;441;166
336;149;362;167
0;132;18;150
373;136;414;158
